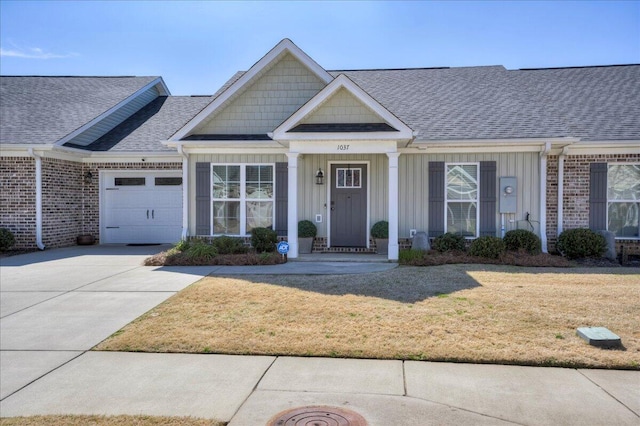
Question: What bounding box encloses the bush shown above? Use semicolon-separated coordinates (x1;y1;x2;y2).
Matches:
432;233;466;252
0;228;16;251
399;249;426;265
298;220;317;238
212;236;248;254
504;229;541;255
371;221;389;239
185;240;218;261
251;227;278;253
173;239;191;252
557;228;606;259
469;236;505;259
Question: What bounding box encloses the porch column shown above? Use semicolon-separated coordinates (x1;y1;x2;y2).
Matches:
286;152;299;258
387;152;400;260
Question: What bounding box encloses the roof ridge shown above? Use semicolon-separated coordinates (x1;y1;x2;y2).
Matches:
518;64;640;71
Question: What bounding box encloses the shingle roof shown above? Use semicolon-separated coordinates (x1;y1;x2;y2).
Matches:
0;76;158;145
334;64;640;141
66;96;213;152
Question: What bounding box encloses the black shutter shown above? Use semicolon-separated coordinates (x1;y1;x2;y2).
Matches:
589;163;607;230
275;162;288;237
479;161;497;237
428;162;445;238
195;162;211;235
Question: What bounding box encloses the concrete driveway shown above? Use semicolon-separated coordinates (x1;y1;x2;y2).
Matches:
0;245;216;399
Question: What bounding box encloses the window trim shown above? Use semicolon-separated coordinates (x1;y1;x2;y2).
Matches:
607;162;640;240
444;162;480;238
210;163;275;236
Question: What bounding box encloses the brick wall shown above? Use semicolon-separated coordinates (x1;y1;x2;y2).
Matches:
547;153;640;254
41;158;83;248
0;157;36;249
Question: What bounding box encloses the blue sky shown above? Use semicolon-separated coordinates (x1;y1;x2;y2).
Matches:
1;1;638;95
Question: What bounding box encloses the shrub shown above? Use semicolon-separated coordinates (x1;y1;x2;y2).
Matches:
557;228;606;259
251;227;278;253
371;221;389;239
504;229;542;254
298;220;317;238
399;249;426;265
0;228;16;251
469;236;505;259
212;236;248;254
185;240;218;261
432;233;466;252
173;239;191;252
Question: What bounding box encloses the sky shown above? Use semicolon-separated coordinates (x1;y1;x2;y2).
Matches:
1;1;639;96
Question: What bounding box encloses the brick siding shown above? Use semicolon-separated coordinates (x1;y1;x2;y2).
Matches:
1;157;181;249
546;153;640;254
0;157;37;249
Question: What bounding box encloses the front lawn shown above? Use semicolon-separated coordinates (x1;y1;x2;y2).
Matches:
95;265;640;369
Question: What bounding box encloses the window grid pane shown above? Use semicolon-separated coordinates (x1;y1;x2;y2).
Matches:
336;168;362;188
608;165;640;201
213;201;240;234
446;164;478;201
447;202;477;237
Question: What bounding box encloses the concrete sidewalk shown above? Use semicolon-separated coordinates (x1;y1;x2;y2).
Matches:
1;246;638;425
1;353;638;425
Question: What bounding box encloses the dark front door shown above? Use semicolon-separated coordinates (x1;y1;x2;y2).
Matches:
330;163;367;247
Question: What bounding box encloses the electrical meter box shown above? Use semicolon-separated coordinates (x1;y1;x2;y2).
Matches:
499;177;517;213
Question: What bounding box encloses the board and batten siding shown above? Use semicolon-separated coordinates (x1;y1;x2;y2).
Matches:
188;151;540;240
188;154;287;236
296;154;388;238
66;86;159;147
399;152;541;239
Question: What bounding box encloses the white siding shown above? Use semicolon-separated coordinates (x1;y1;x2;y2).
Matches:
195;53;327;135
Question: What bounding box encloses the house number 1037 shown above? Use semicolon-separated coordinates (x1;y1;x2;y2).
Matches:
337;144;350;151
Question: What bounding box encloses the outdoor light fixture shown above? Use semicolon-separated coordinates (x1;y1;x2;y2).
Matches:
315;168;324;185
84;171;93;184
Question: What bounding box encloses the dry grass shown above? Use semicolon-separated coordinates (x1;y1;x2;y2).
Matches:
96;265;640;369
0;415;224;426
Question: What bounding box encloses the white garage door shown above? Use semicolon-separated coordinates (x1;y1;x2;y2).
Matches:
102;172;182;244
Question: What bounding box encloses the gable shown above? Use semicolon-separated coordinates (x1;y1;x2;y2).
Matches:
300;87;384;125
192;53;326;136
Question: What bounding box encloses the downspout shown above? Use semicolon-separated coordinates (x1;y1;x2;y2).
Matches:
177;144;189;240
557;146;570;237
539;142;551;253
28;148;46;250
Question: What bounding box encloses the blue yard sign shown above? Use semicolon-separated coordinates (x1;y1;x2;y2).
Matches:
277;241;289;255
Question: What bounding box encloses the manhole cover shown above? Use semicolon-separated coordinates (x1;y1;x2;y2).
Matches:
267;405;367;426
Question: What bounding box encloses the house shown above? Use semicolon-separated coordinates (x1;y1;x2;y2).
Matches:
1;39;638;260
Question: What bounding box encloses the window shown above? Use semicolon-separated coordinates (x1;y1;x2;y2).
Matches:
211;164;274;235
445;163;479;237
336;167;362;188
608;164;639;238
115;177;145;186
155;177;182;186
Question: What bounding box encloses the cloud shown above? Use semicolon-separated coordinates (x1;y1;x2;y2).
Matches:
0;47;78;59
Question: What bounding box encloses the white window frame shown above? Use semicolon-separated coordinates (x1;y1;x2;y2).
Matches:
210;163;275;236
335;167;363;189
444;162;480;238
607;163;640;240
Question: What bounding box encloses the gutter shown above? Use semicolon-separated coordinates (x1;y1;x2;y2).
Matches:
539;142;551;253
177;144;189;240
27;149;46;250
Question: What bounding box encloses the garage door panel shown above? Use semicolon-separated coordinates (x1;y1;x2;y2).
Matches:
102;172;182;244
